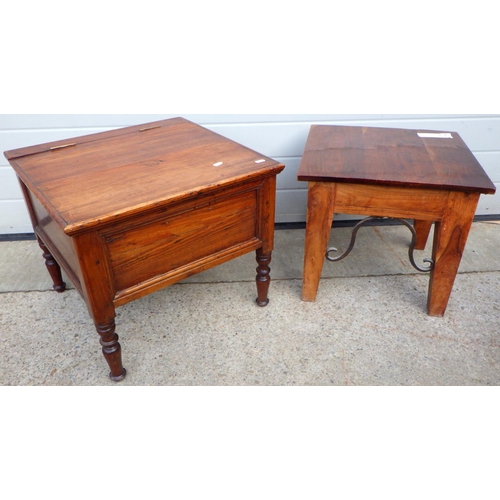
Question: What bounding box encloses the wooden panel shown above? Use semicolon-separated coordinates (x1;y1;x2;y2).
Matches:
334;183;449;220
28;193;81;290
106;189;258;292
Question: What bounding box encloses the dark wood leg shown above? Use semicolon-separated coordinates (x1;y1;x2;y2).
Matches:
256;248;271;307
414;220;433;251
96;319;127;382
37;237;66;292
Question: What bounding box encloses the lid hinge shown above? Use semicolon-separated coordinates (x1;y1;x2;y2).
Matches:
49;143;77;151
139;125;161;132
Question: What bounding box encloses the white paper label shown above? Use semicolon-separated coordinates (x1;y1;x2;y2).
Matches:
417;132;453;139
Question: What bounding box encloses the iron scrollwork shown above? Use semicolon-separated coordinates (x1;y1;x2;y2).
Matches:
326;217;434;273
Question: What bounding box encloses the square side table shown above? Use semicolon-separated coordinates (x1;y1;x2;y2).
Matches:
5;118;284;381
298;125;496;316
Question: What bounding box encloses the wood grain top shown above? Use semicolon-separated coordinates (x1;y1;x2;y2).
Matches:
298;125;496;194
5;118;284;235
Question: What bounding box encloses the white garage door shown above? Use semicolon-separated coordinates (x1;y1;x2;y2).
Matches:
1;114;499;234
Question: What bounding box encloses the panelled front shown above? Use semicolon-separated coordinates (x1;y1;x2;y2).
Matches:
104;186;260;294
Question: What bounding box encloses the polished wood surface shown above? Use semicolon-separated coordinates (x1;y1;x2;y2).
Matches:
298;125;496;194
5;118;284;381
299;125;495;316
7;117;282;235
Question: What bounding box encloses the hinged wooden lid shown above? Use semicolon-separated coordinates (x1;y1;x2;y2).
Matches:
5;118;284;235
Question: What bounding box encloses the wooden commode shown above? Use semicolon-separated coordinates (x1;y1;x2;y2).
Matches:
5;118;284;381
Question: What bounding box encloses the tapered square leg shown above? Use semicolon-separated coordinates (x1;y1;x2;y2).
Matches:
302;182;336;302
427;192;480;316
414;220;433;251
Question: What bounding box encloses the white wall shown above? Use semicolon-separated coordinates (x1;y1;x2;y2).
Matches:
1;114;499;234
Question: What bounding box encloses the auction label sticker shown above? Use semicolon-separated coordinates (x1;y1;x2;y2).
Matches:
418;132;453;139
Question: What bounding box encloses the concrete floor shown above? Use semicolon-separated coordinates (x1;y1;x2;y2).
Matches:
1;222;499;385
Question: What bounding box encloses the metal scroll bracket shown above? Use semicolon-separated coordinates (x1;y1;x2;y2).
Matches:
326;217;435;273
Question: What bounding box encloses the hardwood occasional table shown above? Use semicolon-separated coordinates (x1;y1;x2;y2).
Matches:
298;125;496;316
5;118;284;381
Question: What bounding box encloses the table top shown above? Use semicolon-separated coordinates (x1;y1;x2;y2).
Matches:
5;118;284;235
298;125;496;194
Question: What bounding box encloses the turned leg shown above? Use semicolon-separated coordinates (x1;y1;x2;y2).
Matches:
427;192;479;317
414;220;433;251
37;237;66;292
256;248;272;307
96;319;127;382
302;182;336;301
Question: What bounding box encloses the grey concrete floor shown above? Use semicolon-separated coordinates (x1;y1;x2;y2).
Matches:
1;222;499;385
